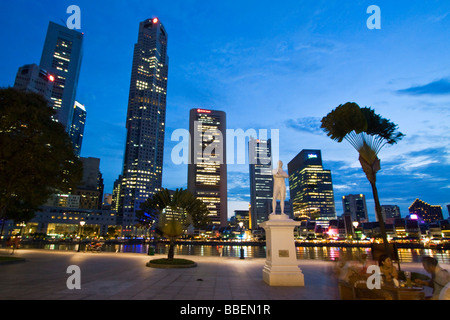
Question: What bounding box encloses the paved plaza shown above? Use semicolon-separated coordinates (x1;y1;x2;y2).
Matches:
0;249;343;300
0;249;440;301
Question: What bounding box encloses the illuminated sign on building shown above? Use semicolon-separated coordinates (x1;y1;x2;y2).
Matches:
307;153;318;159
197;108;212;114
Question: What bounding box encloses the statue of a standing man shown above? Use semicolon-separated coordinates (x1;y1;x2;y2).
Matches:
272;160;289;215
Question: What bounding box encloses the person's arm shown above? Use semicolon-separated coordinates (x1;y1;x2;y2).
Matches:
392;266;399;279
415;278;432;287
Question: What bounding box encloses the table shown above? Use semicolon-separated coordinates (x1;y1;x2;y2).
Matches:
382;283;425;300
349;281;426;300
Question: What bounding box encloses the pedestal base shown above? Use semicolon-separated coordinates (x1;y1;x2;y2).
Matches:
262;263;305;286
259;213;304;287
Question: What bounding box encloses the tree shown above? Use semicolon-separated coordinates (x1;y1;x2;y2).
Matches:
138;188;210;260
321;102;404;256
0;88;83;225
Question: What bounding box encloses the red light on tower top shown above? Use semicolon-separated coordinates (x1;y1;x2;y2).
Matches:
48;75;55;82
152;18;158;24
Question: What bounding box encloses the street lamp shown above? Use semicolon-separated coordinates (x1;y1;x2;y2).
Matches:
238;222;245;259
77;220;86;252
352;221;359;238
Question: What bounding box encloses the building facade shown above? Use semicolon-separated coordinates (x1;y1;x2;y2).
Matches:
249;137;273;229
409;198;443;223
39;21;83;132
73;157;104;210
381;205;401;224
13;63;55;105
115;18;169;231
188;108;228;227
342;194;368;223
69;101;86;157
288;149;336;220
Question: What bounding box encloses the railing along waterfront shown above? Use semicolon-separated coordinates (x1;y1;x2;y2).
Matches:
15;239;450;264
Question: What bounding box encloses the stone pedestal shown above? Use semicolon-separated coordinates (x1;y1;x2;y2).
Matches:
259;214;304;286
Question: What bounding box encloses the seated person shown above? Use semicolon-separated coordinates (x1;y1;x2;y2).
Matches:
378;254;398;285
415;256;450;300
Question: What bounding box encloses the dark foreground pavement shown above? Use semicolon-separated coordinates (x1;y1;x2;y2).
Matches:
0;249;342;300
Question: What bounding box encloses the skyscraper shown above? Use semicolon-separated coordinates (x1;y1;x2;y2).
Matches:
13;64;55;105
116;18;169;230
188;108;227;227
69;101;86;157
249;137;273;229
342;194;368;223
288;150;336;220
39;21;83;132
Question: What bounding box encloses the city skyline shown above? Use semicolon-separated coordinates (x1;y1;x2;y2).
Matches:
1;1;449;221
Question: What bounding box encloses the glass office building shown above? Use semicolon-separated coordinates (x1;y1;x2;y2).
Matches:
69;101;86;157
39;21;83;132
342;194;369;223
116;18;169;231
288;149;336;220
188;108;227;227
249;137;273;229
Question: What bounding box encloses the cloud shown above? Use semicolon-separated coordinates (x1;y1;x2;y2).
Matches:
285;117;324;136
428;11;450;23
227;171;250;200
397;78;450;96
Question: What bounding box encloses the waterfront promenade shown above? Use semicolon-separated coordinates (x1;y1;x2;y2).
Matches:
0;249;339;300
0;248;439;301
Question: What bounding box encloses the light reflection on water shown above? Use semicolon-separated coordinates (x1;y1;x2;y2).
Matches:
26;242;450;264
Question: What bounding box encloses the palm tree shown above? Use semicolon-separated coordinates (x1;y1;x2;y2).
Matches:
321;102;404;256
138;188;210;260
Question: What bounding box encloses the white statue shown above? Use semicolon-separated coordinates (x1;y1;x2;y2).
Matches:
272;160;288;215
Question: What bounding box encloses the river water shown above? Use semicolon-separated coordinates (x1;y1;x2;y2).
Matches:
21;242;450;264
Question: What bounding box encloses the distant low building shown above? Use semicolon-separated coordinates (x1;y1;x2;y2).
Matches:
342;194;368;223
27;206;117;238
381;205;401;224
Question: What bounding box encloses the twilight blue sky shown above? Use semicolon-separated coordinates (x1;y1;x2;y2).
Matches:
1;0;449;221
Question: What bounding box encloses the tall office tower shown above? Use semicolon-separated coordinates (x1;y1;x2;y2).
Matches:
116;18;169;229
188;108;227;227
249;137;273;229
69;101;86;157
342;194;368;223
39;21;83;132
13;64;55;104
409;198;443;223
380;205;401;224
288;149;336;220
